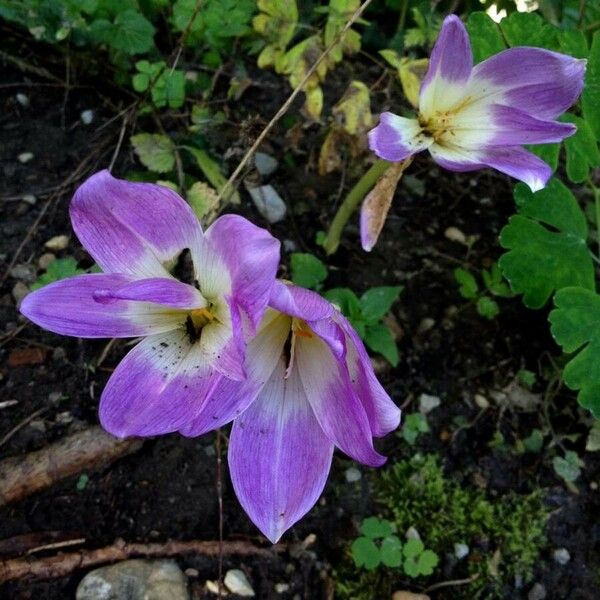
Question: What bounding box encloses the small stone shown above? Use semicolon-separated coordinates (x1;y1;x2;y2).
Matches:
10;263;35;282
55;411;73;425
22;194;37;205
553;548;570;565
184;568;199;578
275;583;290;594
405;527;421;540
76;559;189;600
48;392;63;404
29;419;46;433
38;252;56;270
204;444;216;457
12;282;30;307
246;184;287;223
224;569;255;597
45;234;69;251
392;592;430;600
206;580;226;595
18;152;34;164
417;317;435;334
444;226;467;244
474;394;490;409
345;467;361;482
16;93;29;107
419;393;441;415
283;239;297;253
454;542;469;559
80;110;94;125
254;152;278;177
528;582;547;600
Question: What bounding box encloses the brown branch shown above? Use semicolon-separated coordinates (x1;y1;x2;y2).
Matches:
0;426;142;507
0;538;282;584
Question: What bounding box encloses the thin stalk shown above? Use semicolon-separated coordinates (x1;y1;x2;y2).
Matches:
323;159;391;255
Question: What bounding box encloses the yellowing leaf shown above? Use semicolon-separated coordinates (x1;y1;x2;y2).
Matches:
279;35;326;89
324;0;361;65
332;80;372;136
304;86;324;119
380;50;428;108
131;133;175;173
318;129;345;175
254;0;298;68
187;181;220;223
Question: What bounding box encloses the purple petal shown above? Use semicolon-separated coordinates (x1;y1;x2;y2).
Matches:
368;113;431;162
228;359;334;543
295;332;386;467
70;171;202;278
269;281;334;321
472;48;586;119
100;329;223;437
20;274;185;338
196;215;280;330
180;310;290;437
335;313;401;437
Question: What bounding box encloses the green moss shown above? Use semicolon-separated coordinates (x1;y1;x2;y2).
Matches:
335;454;550;599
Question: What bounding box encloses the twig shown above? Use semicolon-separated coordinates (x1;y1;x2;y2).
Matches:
26;538;86;556
108;111;130;173
0;49;62;83
0;408;48;449
217;0;375;204
424;573;479;593
0;426;143;506
0;538;282;584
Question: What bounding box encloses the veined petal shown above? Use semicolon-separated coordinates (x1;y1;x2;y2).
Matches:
70;171;202;279
229;359;334;543
368;113;431;162
180;310;290;437
419;15;473;115
100;329;223;437
194;215;280;330
295;333;386;467
471;48;586;119
20;274;185;338
269;280;334;321
335;313;401;437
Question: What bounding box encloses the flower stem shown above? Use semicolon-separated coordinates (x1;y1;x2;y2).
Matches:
323;159;392;255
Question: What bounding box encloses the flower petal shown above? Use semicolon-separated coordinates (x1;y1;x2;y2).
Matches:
20;274;185;338
228;359;334;543
295;332;386;467
195;215;280;330
70;171;202;278
419;15;473;114
471;48;586;119
180;310;290;436
100;329;223;437
368;113;432;162
269;280;334;321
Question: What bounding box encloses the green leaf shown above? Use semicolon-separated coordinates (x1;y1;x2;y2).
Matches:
481;263;512;297
403;538;424;558
361;516;393;539
558;29;588;59
527;143;560;173
549;287;600;417
403;556;420;578
183;146;240;204
364;323;399;366
131;133;175;173
161;69;186;108
552;450;584;482
582;32;600;140
30;257;85;290
499;179;594;309
499;12;558;50
360;286;403;322
466;12;505;64
187;181;219;221
323;287;362;320
560;113;600;183
586;421;600;451
454;268;478;299
476;296;499;320
522;429;544;453
401;413;429;445
90;10;155;55
76;473;89;491
289;253;328;290
351;537;380;570
417;549;439;575
132;72;149;92
380;535;403;568
517;369;536;389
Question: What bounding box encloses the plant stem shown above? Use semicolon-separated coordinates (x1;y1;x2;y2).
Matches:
323;159;391;255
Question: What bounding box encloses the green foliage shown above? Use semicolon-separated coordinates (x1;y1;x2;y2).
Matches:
401;412;429;445
465;12;505;63
290;253;328;290
499;179;595;309
403;7;440;49
131;133;176;173
552;450;584;483
31;258;86;290
89;8;155;54
560;113;600;183
454;268;478;299
582;32;600;141
402;538;439;577
76;473;90;491
253;0;298;69
132;61;186;108
454;263;511;320
549;287;600;417
324;286;402;366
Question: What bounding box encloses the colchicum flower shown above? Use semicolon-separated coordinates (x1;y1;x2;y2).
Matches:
365;14;586;250
21;170;280;436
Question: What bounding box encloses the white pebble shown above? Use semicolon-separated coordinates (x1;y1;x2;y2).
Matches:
80;110;94;125
419;393;441;415
16;93;29;107
553;548;570;565
224;569;255;597
44;234;69;251
18;152;34;164
454;542;469;559
345;467;361;482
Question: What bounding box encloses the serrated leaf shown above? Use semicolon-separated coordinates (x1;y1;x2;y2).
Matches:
466;12;505;64
351;536;380;570
549;287;600;417
187;181;219;222
361;516;393;539
582;32;600;140
560;113;600;183
499;179;594;309
380;535;403;568
558;29;588;59
499;12;558;50
360;286;402;322
183;146;240;204
290;253;328;290
131;133;175;173
90;10;155;55
454;268;478;299
365;323;399;366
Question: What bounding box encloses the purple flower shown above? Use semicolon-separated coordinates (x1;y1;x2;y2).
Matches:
220;281;401;542
364;14;586;250
20;170;281;436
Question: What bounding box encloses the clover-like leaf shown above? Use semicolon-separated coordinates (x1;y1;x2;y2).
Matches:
499;179;594;309
582;32;600;140
131;133;175;173
552;450;584;482
417;549;439;576
380;535;403;568
549;287;600;417
351;536;380;570
361;516;393;539
403;538;424;559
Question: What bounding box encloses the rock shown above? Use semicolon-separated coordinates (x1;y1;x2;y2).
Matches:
11;282;29;308
275;583;290;593
506;382;541;412
81;110;94;125
76;559;189;600
184;568;198;578
55;411;73;425
444;226;466;244
224;569;255;597
45;234;69;251
454;542;469;559
392;592;430;600
246;184;287;223
22;194;37;205
417;317;435;334
474;394;490;409
528;583;547;600
205;580;226;595
10;263;36;282
553;548;570;565
283;239;297;253
419;393;441;415
345;467;361;482
254;152;278;177
405;527;421;540
16;93;29;107
18;152;34;164
38;252;56;270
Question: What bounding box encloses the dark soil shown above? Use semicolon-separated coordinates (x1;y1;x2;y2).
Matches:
1;25;599;600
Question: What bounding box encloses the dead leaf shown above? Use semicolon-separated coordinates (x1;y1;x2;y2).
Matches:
8;347;49;368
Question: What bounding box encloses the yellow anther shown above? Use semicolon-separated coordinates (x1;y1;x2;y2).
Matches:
190;307;216;328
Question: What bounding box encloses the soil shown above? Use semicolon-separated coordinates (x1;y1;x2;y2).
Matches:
1;23;599;600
